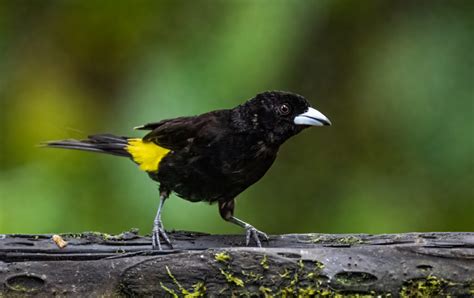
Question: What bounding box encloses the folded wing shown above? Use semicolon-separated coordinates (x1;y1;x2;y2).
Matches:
136;111;227;151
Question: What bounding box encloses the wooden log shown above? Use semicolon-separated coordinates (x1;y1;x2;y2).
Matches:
0;230;473;296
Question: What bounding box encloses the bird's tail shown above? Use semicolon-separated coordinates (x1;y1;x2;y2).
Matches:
43;134;171;172
43;134;132;157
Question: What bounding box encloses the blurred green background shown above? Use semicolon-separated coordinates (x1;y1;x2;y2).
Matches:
0;0;472;236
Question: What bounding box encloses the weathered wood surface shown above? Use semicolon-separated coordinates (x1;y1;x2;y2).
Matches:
0;230;473;296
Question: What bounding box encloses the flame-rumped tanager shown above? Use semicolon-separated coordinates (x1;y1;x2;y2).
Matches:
45;91;331;250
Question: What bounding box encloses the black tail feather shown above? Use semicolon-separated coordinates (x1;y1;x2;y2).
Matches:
43;134;131;157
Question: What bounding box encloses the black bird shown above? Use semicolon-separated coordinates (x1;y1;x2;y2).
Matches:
45;91;331;249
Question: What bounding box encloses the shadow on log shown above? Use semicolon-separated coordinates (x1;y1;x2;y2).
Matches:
1;230;473;296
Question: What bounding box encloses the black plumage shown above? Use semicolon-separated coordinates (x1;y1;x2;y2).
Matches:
45;91;331;249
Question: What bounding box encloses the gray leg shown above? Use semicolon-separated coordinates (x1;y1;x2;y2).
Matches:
152;192;171;250
228;216;269;247
218;199;268;247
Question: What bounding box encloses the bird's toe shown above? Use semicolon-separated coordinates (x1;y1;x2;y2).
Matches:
159;228;173;248
152;229;162;250
151;222;173;250
245;226;267;248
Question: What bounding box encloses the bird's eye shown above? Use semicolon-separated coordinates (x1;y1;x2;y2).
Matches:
279;104;291;115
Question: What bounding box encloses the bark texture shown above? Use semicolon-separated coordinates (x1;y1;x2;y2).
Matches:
0;230;473;296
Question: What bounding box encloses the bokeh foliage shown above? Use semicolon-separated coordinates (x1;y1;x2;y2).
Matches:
1;0;472;235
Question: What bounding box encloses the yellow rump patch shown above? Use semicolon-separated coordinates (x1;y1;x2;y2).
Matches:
126;138;170;172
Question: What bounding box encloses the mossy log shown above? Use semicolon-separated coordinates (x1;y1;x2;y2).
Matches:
0;231;473;296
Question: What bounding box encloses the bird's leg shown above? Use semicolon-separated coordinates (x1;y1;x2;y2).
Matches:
218;199;268;247
228;216;269;247
152;191;171;250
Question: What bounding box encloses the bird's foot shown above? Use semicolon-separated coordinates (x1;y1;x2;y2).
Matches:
245;225;269;247
151;220;172;250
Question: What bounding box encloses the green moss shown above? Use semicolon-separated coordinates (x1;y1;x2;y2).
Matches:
260;254;269;270
60;232;82;239
309;234;325;243
298;259;304;270
164;266;206;297
290;272;299;287
90;231;112;240
60;231;113;240
333;293;376;297
259;286;273;297
219;268;244;287
309;234;363;245
8;284;30;292
337;236;363;245
315;260;325;270
277;270;300;296
306;272;315;279
335;272;376;286
400;275;448;297
160;283;178;298
317;289;335;296
279;268;291;279
185;283;206;298
280;286;295;296
242;270;263;282
298;286;317;296
214;252;230;263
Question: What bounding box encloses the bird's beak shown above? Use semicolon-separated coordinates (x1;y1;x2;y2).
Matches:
294;107;331;126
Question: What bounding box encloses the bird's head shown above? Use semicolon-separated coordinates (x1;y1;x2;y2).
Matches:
240;91;331;145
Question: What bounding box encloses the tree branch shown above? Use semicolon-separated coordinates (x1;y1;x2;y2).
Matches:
1;231;473;296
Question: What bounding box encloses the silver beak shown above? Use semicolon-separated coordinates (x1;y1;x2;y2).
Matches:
294;107;331;126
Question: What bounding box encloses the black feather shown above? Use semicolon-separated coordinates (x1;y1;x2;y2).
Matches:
44;134;131;157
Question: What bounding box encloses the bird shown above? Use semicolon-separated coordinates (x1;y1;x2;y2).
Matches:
44;91;331;250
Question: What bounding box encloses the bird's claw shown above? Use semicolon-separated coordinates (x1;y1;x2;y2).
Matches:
245;225;269;247
152;220;172;250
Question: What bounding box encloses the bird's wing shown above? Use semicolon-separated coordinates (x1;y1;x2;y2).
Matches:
140;112;226;151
